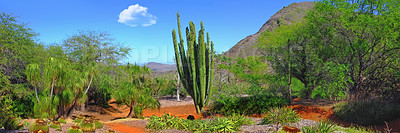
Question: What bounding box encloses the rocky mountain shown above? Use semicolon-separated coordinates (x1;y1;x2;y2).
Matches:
224;2;315;58
146;62;176;73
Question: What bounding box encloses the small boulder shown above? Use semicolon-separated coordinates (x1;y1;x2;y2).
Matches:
187;115;195;120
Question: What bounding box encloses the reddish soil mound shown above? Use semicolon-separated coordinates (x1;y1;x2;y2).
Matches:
290;105;334;121
104;122;146;133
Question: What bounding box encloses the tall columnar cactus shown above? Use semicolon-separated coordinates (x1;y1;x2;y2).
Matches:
172;12;214;113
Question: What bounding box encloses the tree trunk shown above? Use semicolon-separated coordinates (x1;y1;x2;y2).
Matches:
127;101;137;118
81;103;85;112
177;87;180;101
50;77;55;99
34;85;40;103
84;73;94;94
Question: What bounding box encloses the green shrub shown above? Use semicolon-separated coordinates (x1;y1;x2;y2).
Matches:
3;118;23;130
301;120;336;133
58;117;67;124
94;120;103;129
30;119;49;133
209;94;288;115
146;113;254;132
208;117;235;132
68;126;83;133
334;101;400;126
262;107;300;133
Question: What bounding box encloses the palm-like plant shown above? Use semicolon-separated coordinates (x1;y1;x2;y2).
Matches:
114;63;159;118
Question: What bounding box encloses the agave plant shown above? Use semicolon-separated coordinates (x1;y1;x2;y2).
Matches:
30;119;49;133
68;126;83;133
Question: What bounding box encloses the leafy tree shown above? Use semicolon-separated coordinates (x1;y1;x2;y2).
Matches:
62;30;130;108
0;12;43;120
308;0;400;100
258;21;327;99
0;12;40;84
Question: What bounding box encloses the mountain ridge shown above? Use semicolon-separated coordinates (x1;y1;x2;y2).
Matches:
224;2;315;58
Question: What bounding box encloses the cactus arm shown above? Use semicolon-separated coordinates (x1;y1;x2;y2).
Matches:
205;41;214;106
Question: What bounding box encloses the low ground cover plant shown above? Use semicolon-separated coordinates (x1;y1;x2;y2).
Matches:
146;113;254;132
262;107;300;133
334;101;400;126
209;94;288;115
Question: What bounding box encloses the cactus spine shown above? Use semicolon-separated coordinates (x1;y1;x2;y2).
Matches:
172;12;214;113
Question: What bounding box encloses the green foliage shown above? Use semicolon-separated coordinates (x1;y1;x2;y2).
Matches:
33;96;59;119
146;114;253;132
94;121;103;129
0;91;19;129
58;117;66;124
334;101;400;126
2;118;23;130
209;94;288;116
306;0;400;100
172;12;215;113
262;107;300;133
218;56;270;94
0;12;40;83
301;120;336;133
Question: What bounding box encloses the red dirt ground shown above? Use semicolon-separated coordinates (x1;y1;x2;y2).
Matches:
143;105;201;119
104;122;146;133
290;104;333;121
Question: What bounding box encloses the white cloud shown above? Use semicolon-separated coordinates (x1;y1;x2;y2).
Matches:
118;4;157;27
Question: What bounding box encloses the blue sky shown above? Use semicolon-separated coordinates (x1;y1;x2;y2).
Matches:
0;0;311;64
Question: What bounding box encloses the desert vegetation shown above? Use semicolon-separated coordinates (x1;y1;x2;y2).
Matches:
1;0;400;132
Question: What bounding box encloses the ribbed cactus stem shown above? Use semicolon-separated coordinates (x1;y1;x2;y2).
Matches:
172;12;215;114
